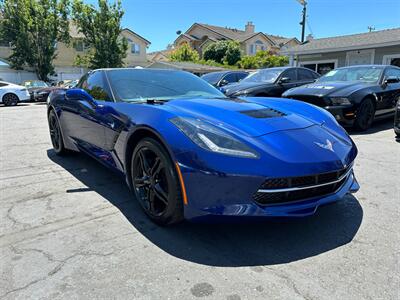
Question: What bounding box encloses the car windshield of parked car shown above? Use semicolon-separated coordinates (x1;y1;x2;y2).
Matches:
201;72;224;85
318;67;383;83
24;81;48;88
107;69;226;102
240;69;282;83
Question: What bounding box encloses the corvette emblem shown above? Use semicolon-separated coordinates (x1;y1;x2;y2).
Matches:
314;139;334;152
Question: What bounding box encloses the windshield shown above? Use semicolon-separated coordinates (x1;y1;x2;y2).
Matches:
318;67;383;83
107;69;226;102
241;69;283;83
24;81;48;88
201;72;224;85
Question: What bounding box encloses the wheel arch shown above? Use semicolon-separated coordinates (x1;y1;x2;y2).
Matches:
124;126;177;190
2;92;19;102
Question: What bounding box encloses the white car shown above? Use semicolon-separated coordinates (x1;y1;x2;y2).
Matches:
0;81;30;106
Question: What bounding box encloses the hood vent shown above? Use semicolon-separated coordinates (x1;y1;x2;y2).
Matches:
240;108;287;119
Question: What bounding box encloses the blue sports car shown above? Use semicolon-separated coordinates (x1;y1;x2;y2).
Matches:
47;68;360;225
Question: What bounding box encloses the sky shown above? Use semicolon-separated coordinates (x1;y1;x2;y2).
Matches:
86;0;400;52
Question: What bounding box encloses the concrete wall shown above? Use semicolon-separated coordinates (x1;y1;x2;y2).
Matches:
0;68;38;84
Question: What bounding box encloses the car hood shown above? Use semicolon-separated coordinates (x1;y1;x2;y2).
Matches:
221;82;272;95
284;81;371;97
164;97;320;137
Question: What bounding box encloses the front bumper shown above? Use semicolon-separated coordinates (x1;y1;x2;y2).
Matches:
179;162;359;221
324;105;356;127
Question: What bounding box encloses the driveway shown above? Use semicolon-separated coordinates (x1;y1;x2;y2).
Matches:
0;103;399;299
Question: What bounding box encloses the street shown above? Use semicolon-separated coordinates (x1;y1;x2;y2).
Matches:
0;103;399;300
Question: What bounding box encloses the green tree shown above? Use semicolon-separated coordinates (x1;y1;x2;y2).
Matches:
238;50;289;69
224;41;241;65
203;40;241;65
0;0;70;80
72;0;128;69
169;43;199;62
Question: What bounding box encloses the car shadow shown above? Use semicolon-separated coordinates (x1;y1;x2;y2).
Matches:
347;118;394;135
47;150;363;267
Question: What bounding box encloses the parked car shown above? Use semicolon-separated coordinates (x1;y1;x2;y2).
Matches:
47;68;359;225
23;80;58;102
201;71;249;88
394;99;400;138
0;81;30;106
220;67;320;97
64;79;79;89
23;80;48;101
283;65;400;131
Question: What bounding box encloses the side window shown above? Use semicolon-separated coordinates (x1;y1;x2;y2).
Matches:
223;73;237;83
384;68;400;79
76;74;88;89
86;72;111;101
237;72;248;81
0;82;9;87
298;68;316;81
281;69;297;82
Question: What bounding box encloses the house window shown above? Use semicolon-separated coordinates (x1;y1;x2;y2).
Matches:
250;40;265;55
301;60;337;75
126;38;140;54
73;41;84;52
131;43;140;54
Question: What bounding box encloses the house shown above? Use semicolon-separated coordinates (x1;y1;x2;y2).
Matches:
0;24;151;82
147;49;172;62
147;61;226;76
174;22;299;57
281;28;400;74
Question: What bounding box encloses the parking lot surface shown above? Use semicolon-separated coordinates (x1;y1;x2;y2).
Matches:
0;103;399;300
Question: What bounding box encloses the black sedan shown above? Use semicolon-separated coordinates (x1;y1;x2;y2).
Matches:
283;65;400;131
201;70;249;88
23;80;58;102
220;67;320;97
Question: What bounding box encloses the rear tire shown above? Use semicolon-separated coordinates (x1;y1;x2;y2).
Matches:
353;98;375;131
2;93;19;106
131;137;184;225
48;109;68;155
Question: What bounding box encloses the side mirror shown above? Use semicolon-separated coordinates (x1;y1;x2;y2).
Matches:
65;88;96;107
219;79;229;87
279;77;291;84
383;76;400;85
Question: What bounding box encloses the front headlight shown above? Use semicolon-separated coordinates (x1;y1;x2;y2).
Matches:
170;117;259;158
330;97;351;106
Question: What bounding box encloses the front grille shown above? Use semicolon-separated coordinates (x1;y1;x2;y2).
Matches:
253;166;350;206
289;95;327;107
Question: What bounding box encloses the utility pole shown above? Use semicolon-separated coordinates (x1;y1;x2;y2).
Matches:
296;0;307;42
367;26;375;32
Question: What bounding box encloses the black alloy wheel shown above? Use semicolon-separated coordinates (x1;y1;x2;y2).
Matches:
131;138;183;225
354;98;375;131
3;93;19;106
48;110;67;155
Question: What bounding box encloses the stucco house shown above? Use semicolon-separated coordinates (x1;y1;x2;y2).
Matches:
174;22;299;57
0;24;150;82
282;28;400;74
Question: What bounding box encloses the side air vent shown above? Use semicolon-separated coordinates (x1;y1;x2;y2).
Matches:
240;108;287;119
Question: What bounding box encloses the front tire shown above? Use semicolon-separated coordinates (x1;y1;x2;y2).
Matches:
353;98;375;131
48;110;68;155
131;138;184;225
2;93;19;106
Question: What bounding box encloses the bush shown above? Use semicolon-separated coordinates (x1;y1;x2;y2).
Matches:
169;43;199;62
238;50;289;69
203;40;241;65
